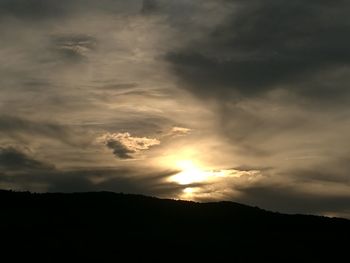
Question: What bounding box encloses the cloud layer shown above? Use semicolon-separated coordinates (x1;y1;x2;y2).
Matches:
167;0;350;99
0;0;350;218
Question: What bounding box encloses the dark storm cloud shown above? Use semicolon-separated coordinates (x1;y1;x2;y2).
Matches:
0;168;183;197
0;116;67;137
88;169;183;197
0;0;142;19
0;146;182;196
167;0;350;99
142;0;157;14
0;116;87;146
281;156;350;187
288;168;350;184
234;184;350;217
0;0;66;19
0;116;62;133
0;146;53;171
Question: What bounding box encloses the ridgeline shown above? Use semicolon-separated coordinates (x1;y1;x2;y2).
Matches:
1;190;349;262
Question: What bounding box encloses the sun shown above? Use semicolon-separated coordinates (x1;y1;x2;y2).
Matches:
169;160;210;185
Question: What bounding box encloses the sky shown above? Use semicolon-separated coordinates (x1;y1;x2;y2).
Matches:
1;0;350;218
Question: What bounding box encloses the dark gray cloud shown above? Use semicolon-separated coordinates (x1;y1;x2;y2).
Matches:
0;0;142;20
106;140;135;159
0;0;66;19
0;116;67;137
89;169;183;197
0;116;89;146
142;0;157;14
0;168;183;197
0;146;182;197
167;0;350;100
234;184;350;218
0;146;53;171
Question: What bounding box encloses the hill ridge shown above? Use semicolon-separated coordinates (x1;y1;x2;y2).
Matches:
1;189;349;262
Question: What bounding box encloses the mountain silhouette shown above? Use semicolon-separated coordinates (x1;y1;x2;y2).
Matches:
1;190;349;262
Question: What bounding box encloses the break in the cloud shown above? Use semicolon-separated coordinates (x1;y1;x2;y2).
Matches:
0;0;350;218
98;132;160;159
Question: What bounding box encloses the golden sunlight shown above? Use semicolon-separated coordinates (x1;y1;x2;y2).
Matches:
181;187;201;199
160;154;262;200
169;160;211;185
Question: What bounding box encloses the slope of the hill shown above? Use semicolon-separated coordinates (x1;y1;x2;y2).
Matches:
1;190;349;262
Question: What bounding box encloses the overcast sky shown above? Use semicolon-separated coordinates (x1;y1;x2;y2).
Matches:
1;0;350;218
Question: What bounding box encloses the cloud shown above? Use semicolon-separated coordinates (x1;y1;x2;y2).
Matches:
0;145;182;197
166;0;350;100
0;116;91;147
0;0;143;20
52;34;97;61
174;167;264;201
234;183;350;218
98;132;160;159
0;146;53;171
142;0;157;14
0;0;349;218
0;166;182;198
167;127;191;137
0;116;67;136
105;140;135;160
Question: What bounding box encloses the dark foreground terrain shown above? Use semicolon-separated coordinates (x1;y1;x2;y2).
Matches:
1;190;349;262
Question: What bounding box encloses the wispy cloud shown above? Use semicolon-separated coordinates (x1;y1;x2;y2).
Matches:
169;127;191;136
